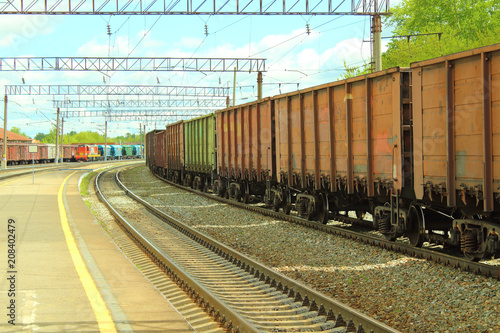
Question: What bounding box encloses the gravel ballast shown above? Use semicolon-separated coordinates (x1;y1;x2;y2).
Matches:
120;166;500;333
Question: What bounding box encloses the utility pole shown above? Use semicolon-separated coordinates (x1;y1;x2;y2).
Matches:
60;117;64;164
257;72;263;100
55;107;60;165
2;95;7;169
104;120;108;162
143;124;145;159
372;14;382;72
232;67;236;106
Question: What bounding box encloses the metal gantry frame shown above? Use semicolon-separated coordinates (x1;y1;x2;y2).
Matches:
6;85;231;96
0;0;390;15
52;98;228;109
2;85;230;168
0;57;266;72
62;110;208;122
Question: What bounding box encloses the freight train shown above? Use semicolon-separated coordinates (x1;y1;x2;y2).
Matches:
146;44;500;260
1;143;143;164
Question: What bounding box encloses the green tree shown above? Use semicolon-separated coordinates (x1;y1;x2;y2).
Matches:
339;60;371;79
34;132;47;141
383;0;500;68
10;126;30;138
40;126;57;143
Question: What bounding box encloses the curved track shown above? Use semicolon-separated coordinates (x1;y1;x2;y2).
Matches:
150;172;500;280
95;165;400;333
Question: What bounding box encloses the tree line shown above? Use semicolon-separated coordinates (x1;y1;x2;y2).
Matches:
342;0;500;77
11;126;142;144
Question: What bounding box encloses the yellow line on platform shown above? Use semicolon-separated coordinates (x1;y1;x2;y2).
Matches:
58;172;117;333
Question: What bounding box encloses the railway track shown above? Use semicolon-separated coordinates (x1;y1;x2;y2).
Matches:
148;172;500;280
95;165;399;333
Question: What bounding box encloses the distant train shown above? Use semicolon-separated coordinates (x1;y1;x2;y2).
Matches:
147;44;500;261
1;143;143;164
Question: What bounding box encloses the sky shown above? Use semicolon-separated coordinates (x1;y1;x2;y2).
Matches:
0;0;403;139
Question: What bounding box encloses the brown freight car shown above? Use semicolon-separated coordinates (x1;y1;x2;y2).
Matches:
146;130;162;169
62;144;78;162
274;68;411;224
215;98;275;202
165;121;185;184
154;130;167;178
410;44;500;260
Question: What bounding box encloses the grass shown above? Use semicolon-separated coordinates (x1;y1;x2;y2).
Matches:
79;171;97;197
79;171;108;231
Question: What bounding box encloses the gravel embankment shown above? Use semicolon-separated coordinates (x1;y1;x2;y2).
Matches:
120;166;500;333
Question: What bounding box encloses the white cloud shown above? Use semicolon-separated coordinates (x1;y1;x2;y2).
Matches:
0;17;61;50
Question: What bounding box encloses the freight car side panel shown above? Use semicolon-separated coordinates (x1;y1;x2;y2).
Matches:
454;57;484;183
185;114;215;174
216;98;273;182
412;44;500;211
371;73;401;188
166;121;184;172
493;53;500;197
316;88;332;184
155;131;167;170
332;84;348;184
351;81;368;187
146;130;158;167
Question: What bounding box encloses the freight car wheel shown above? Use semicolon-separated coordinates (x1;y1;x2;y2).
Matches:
242;182;250;204
283;190;292;215
408;205;425;247
272;195;280;212
377;213;397;241
318;194;329;225
213;181;221;196
355;211;365;220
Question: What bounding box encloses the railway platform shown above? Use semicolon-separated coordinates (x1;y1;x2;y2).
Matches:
0;167;196;332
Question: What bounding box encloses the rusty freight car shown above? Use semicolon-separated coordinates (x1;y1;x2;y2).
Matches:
215;98;275;202
165;121;185;184
146;130;162;169
409;44;500;260
273;68;411;224
154;130;167;178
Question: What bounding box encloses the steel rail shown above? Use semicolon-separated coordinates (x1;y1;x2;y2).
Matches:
150;172;500;280
95;166;261;333
115;167;401;333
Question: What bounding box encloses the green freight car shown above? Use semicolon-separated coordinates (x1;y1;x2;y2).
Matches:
122;145;134;158
183;113;216;191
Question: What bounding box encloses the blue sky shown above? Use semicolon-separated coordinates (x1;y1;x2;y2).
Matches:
0;0;402;138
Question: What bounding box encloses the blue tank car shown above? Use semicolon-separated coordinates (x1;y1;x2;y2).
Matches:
98;145;112;160
110;145;123;159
